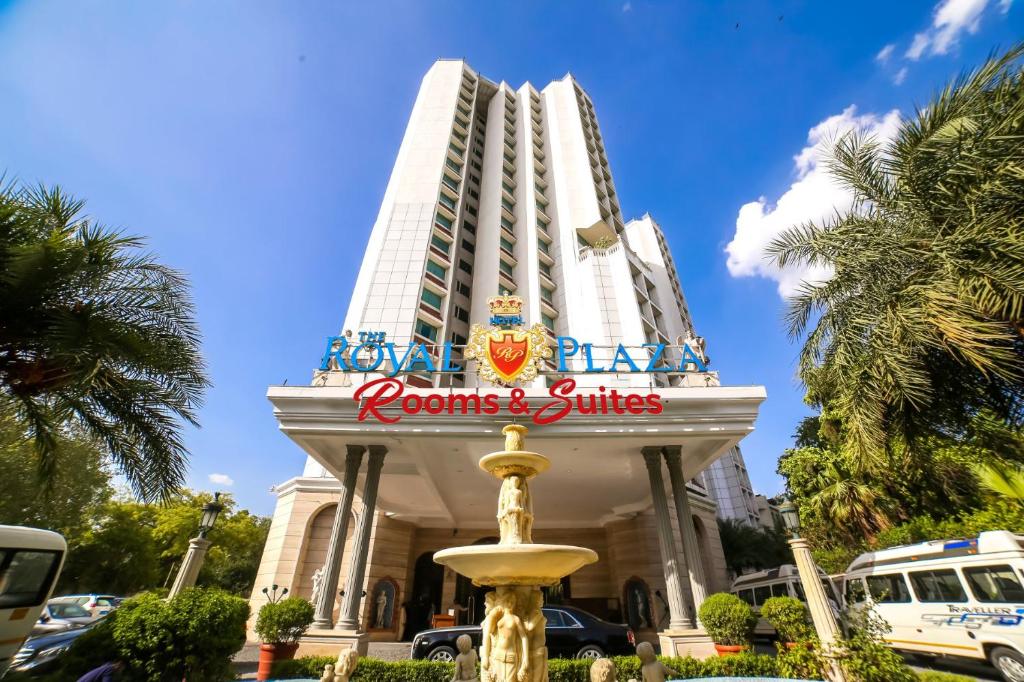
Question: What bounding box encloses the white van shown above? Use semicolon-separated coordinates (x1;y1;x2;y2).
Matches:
731;564;841;636
0;526;67;677
843;530;1024;681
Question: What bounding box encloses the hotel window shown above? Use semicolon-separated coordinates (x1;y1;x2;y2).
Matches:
500;217;514;232
459;259;473;275
502;182;515;195
421;289;443;310
455;306;470;323
537;240;550;255
416;319;438;342
537;220;549;234
471;160;482;172
501;199;514;213
541;286;554;303
503;153;515;165
470;173;480;185
499;260;514;277
426;260;447;279
452;332;468;347
445;158;462;174
468;188;479;200
541;313;555;331
462;238;475;254
456;280;471;297
439;194;456;211
452;131;466;144
500;237;514;253
431;235;451;255
473;147;483;159
435;213;453;231
466;205;478;216
538;261;552;278
463;221;476;235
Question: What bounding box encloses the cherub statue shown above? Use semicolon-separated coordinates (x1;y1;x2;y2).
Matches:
590;658;618;682
497;476;526;545
450;633;479;681
323;648;359;682
634;642;678;682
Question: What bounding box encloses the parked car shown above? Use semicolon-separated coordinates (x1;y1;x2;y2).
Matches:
7;619;97;677
843;530;1024;682
31;602;93;636
411;605;634;661
47;594;119;620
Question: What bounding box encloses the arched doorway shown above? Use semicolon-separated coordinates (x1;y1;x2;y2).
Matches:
454;537;498;625
403;552;444;640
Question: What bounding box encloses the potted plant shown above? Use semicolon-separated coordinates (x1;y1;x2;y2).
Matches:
254;596;315;681
760;595;814;648
697;592;756;656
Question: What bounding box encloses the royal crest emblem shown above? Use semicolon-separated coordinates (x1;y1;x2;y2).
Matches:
465;295;552;386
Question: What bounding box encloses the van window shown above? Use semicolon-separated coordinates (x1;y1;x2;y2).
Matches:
866;574;912;603
845;579;866;604
793;581;806;601
963;564;1024;603
909;569;967;603
738;589;754;606
0;549;63;608
754;585;772;606
771;583;790;598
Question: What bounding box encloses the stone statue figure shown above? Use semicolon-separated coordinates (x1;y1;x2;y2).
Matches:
497;476;527;545
450;633;480;681
480;587;529;682
504;425;525;451
374;588;389;628
321;648;359;682
311;566;325;608
523;589;547;682
633;587;649;629
633;642;678;682
590;658;617;682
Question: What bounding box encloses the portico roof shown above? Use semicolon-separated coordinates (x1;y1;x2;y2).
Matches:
267;384;766;529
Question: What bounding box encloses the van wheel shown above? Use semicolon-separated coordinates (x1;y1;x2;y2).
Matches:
990;646;1024;682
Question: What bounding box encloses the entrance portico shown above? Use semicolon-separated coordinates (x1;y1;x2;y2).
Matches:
249;382;765;656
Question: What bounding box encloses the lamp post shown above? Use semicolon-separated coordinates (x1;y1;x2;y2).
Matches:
168;492;224;598
778;499;846;682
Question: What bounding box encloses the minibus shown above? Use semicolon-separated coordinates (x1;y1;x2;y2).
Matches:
0;526;66;678
843;530;1024;681
731;564;841;636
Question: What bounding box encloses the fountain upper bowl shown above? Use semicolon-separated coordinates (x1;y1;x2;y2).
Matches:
433;544;597;587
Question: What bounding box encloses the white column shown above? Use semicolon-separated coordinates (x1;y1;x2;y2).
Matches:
168;537;211;598
312;445;365;628
641;447;692;630
337;446;386;630
663;446;708;620
791;537;846;682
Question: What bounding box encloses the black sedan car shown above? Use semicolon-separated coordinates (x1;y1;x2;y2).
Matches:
7;620;95;677
411;605;634;662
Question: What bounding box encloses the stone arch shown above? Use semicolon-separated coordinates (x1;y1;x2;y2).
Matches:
294;503;359;603
367;576;400;632
621;576;655;632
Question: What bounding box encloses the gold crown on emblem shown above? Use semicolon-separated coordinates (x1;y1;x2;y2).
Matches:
487;294;523;316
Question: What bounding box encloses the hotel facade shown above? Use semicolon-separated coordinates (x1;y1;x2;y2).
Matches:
249;60;765;657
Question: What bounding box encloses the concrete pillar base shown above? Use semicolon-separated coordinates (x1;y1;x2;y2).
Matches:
295;629;369;658
658;629;716;659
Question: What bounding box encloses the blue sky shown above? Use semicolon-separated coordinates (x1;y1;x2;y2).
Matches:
1;1;1020;515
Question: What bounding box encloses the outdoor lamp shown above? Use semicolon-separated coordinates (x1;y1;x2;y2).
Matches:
778;499;801;537
198;492;224;538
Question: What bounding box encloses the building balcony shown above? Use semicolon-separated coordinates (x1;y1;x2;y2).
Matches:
540;296;557;316
500;222;517;241
436;200;458;222
452;118;469;138
502;155;516;174
433;221;453;241
500;245;517;263
500;203;516;223
536;224;552;243
419;301;445;324
440;178;460;199
533;155;547;174
498;270;516;291
424;271;447;291
446;145;465;165
537;247;554;266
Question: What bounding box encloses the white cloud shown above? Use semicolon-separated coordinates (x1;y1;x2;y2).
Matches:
725;106;902;298
875;44;896;63
893;66;909;85
209;472;235;487
999;0;1013;13
622;2;632;11
907;0;990;60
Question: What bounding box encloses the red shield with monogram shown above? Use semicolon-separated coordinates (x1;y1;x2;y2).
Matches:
487;331;531;384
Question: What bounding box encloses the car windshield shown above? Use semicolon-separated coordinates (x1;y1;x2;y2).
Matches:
49;603;91;618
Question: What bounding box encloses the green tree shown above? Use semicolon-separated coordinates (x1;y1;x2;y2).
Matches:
717;518;791;575
0;414;111;535
767;45;1024;468
0;181;209;501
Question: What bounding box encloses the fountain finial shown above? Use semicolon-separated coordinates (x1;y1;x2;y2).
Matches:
502;424;528;452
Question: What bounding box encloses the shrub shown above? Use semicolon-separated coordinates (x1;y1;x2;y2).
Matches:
775;641;826;680
697;592;757;646
254;596;315;644
915;672;975;682
836;608;916;682
271;653;780;681
760;595;814;642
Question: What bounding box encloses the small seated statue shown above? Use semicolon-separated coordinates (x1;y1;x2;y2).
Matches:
590;657;617;682
322;648;359;682
634;642;679;682
450;633;479;682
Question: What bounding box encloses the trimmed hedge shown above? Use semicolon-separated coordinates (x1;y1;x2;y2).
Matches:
272;653;781;681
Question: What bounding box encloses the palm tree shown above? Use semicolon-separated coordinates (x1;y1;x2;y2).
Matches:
974;462;1024;502
0;181;209;500
767;44;1024;467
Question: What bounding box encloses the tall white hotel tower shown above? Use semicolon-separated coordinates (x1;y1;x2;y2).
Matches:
251;61;766;656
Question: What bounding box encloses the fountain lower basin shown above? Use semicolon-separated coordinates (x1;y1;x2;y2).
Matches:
434;543;597;587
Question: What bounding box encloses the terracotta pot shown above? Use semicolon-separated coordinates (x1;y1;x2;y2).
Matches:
714;643;749;656
278;642;300;660
257;643;287;681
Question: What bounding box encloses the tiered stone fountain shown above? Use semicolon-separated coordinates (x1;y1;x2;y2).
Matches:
434;424;598;682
